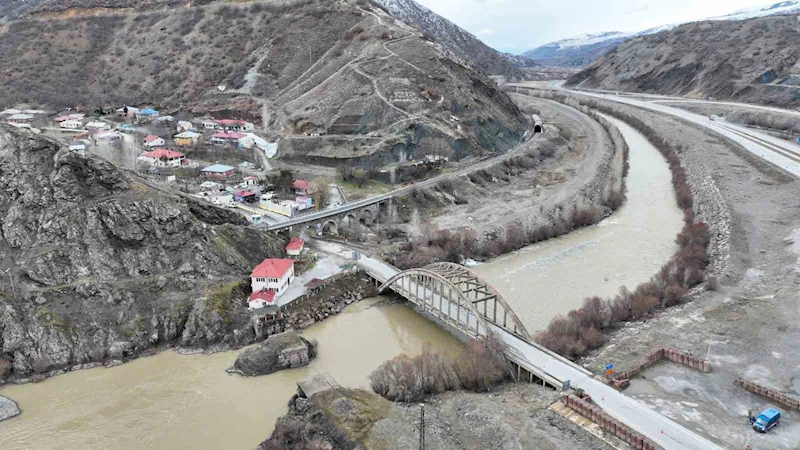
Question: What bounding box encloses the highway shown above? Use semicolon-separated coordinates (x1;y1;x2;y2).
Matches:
526;83;800;178
312;238;725;450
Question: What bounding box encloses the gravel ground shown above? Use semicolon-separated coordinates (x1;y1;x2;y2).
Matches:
367;384;613;450
576;98;800;450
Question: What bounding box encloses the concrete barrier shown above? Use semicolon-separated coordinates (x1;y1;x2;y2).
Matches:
605;345;712;388
561;394;665;450
734;378;800;410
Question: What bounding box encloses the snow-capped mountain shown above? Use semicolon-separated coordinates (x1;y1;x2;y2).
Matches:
523;0;800;68
373;0;530;75
716;0;800;21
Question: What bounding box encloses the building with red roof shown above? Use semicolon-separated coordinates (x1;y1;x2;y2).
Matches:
210;131;247;145
143;134;165;147
285;237;305;257
292;179;311;195
138;148;186;167
250;258;295;296
247;290;276;310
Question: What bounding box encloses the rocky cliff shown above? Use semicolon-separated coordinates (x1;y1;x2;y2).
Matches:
567;15;800;108
0;125;285;382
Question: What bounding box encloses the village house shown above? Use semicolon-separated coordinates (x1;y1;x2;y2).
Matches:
7;113;33;123
85;121;110;131
201;164;235;179
136;108;159;121
55;113;85;122
174;131;202;147
200;180;224;191
250;258;295;296
138;148;186;167
292;179;311;196
241;176;259;187
247;290;276;310
285;237;305;257
210;131;247;146
234;189;258;203
202;119;254;132
177;120;193;132
60;119;83;129
143;135;166;147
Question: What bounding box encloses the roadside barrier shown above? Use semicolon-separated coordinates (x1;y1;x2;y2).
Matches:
734;378;800;410
561;393;665;450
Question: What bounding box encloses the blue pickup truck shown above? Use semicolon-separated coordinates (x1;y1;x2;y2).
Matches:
750;408;781;433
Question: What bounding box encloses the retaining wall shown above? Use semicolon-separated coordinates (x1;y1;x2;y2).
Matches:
606;346;711;388
561;394;664;450
734;378;800;410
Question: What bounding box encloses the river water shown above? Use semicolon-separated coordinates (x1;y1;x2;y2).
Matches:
0;118;683;449
473;117;684;332
0;298;463;449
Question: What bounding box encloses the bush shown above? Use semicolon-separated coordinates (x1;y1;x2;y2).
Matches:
369;337;507;402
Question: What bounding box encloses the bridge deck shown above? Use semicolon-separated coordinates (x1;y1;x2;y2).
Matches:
354;254;724;450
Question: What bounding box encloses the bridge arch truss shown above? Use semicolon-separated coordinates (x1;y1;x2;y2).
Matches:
378;262;530;341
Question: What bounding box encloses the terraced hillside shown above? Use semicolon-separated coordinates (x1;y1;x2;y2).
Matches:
0;0;526;163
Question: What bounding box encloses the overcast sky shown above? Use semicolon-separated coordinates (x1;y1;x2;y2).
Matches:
413;0;771;54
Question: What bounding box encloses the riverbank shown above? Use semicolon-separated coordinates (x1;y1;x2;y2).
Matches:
0;297;463;449
0;271;375;387
552;91;800;449
261;383;614;450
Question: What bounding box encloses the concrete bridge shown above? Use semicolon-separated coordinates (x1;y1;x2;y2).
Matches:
348;253;724;450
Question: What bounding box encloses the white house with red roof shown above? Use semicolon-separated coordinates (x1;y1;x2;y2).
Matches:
292;179;311;195
143;135;166;147
210;131;247;145
138;148;186;167
250;258;295;296
247;290;276;310
285;237;305;257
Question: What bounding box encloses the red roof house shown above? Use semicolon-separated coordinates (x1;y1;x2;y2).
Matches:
247;290;276;309
250;258;296;296
285;237;305;256
292;179;311;195
143;134;166;147
138;148;185;167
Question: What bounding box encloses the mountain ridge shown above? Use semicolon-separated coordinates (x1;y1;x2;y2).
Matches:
523;0;800;68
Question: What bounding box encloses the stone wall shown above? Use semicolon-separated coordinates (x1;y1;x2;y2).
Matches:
734;378;800;410
606;346;711;388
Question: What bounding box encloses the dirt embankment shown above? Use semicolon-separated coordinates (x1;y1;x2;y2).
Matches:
380;95;627;267
261;384;613;450
571;96;800;449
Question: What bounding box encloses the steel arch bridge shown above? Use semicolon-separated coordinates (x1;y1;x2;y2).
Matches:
377;262;531;341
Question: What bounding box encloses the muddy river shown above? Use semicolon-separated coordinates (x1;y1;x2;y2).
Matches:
0;118;683;449
0;298;462;449
473;117;684;332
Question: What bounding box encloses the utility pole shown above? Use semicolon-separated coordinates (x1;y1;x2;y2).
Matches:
417;404;426;450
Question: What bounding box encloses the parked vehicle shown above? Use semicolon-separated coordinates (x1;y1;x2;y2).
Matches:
750;408;781;433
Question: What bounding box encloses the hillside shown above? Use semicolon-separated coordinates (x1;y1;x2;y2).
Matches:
0;0;527;163
522;0;800;68
372;0;528;76
567;15;800;108
0;124;286;380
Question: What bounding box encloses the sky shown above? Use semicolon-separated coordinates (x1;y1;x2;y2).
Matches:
412;0;774;54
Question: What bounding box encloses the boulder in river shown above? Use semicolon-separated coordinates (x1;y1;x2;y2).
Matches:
230;331;316;376
0;396;20;422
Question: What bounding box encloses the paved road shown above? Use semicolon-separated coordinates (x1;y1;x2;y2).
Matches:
511;84;800;179
309;237;724;450
265;132;540;231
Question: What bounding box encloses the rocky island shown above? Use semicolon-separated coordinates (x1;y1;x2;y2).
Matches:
229;331;316;376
